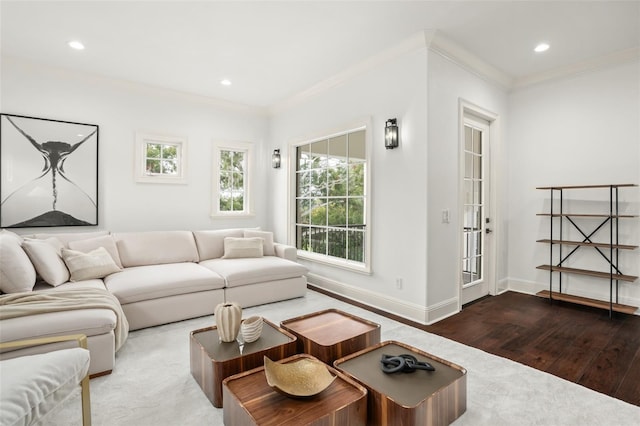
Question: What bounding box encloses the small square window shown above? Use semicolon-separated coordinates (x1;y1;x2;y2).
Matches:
135;132;187;184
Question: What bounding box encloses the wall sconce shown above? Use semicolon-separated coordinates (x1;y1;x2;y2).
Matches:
385;118;399;149
272;149;281;168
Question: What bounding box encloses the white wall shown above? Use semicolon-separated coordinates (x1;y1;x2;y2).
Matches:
1;56;269;233
268;41;509;324
268;46;431;322
426;51;509;321
507;60;640;307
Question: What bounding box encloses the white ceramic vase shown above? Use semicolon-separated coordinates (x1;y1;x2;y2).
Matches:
241;316;264;343
215;302;242;343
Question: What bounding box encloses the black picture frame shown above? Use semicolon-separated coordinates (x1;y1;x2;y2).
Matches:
0;114;99;228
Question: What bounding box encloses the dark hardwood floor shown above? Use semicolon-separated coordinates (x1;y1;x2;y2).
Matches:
427;292;640;407
311;285;640;407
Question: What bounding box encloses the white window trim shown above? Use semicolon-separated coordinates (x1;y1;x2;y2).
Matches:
287;118;372;274
135;132;187;184
211;141;254;218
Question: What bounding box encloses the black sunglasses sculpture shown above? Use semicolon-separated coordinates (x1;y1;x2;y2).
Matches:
380;353;435;374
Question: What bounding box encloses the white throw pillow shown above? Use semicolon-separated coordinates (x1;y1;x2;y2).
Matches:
68;235;123;268
243;230;275;256
222;237;264;259
61;247;122;282
0;232;36;293
192;229;245;260
21;238;69;286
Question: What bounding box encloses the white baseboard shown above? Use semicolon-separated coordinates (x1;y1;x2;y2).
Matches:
307;273;459;325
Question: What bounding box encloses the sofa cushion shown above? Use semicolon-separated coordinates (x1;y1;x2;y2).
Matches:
33;231;109;247
243;230;275;256
222;237;263;259
0;347;90;426
21;238;69;286
61;247;121;282
0;232;36;294
68;235;123;268
104;263;225;304
33;279;105;293
193;229;244;261
199;257;308;288
113;231;199;268
0;306;117;343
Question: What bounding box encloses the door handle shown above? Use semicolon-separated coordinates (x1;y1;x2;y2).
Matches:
485;228;493;234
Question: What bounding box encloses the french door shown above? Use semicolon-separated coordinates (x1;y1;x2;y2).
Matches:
460;113;493;305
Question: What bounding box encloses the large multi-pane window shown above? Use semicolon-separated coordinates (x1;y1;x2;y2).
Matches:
212;142;252;217
295;128;368;268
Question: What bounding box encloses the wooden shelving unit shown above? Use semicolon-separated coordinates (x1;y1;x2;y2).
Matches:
536;184;638;317
536;290;637;315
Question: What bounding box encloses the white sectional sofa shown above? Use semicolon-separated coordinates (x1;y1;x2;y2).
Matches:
0;228;307;376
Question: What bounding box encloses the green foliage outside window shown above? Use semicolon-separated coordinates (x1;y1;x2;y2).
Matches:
295;129;366;263
219;150;245;212
145;143;178;175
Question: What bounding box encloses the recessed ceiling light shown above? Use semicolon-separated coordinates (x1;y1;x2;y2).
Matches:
68;40;85;50
220;79;232;86
534;43;550;53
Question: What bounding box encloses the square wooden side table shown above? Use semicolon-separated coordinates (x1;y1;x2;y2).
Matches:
280;309;380;365
334;340;467;426
189;319;297;408
222;354;367;426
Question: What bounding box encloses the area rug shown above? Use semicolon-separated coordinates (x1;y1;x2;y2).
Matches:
46;290;640;425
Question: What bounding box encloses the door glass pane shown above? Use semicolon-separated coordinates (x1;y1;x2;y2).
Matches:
464;127;472;151
464;153;473;179
462;124;484;287
473;128;482;154
473;154;481;179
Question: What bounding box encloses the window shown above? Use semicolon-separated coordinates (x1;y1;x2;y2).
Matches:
294;126;369;272
135;132;187;184
212;142;253;217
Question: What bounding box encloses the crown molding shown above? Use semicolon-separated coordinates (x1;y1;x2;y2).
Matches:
268;30;434;115
269;29;515;115
512;47;640;90
428;32;514;90
269;30;640;114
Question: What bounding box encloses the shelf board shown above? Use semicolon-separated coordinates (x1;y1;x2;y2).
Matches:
536;290;638;315
536;264;638;282
536;184;638;190
536;239;638;250
536;213;637;218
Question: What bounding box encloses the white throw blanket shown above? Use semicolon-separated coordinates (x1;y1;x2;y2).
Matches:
0;287;129;351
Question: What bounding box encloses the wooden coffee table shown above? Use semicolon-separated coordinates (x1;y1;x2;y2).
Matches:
222;354;367;425
280;309;380;365
334;340;467;426
189;319;297;408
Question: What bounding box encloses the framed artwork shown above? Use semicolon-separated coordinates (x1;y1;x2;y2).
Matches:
0;114;99;228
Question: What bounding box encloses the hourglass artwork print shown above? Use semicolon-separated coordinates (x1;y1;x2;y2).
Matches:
0;114;98;228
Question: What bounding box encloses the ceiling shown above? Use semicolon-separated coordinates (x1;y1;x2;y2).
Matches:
2;1;639;109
